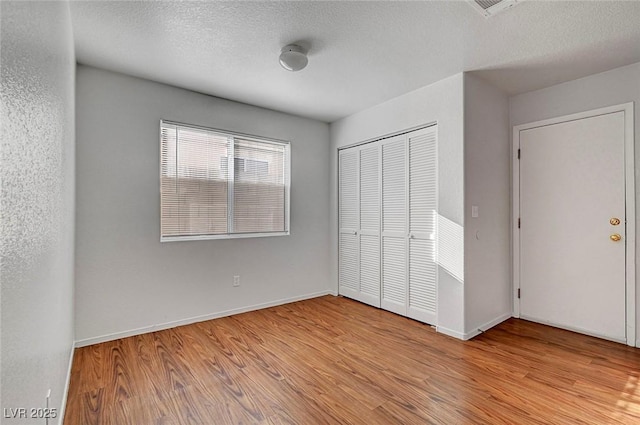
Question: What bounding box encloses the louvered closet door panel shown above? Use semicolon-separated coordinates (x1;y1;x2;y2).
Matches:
382;237;406;314
339;150;358;231
339;233;358;294
358;144;380;307
381;136;407;316
409;239;437;323
407;126;438;324
339;149;359;299
409;127;437;234
360;234;380;306
360;146;379;232
382;137;406;234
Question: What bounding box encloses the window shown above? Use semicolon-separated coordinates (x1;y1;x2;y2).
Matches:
160;120;290;241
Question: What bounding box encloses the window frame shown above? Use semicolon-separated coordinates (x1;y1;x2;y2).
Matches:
159;119;291;242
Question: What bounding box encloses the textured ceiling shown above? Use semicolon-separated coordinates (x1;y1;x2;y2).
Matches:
70;1;640;123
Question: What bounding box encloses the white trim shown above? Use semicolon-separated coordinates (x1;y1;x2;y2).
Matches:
623;104;636;347
436;325;465;340
74;290;334;347
285;141;291;236
463;312;513;340
521;314;626;344
161;231;290;243
512;102;635;346
57;344;75;425
512;122;521;318
337;121;437;151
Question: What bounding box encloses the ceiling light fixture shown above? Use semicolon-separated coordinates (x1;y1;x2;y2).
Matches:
279;44;308;72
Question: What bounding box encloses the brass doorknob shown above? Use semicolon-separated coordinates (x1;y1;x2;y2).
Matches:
610;234;622;242
610;218;621;226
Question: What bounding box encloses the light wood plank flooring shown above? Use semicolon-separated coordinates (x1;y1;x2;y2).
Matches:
64;295;640;424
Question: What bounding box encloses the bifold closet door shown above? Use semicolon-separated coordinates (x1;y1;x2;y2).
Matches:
381;135;407;316
407;126;437;324
339;124;437;325
358;144;381;307
338;149;359;300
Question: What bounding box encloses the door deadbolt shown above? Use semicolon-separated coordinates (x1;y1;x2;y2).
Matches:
610;218;621;226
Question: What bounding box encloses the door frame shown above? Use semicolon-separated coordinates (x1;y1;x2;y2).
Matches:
512;102;636;346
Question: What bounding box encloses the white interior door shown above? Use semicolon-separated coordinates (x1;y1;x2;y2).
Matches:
381;135;407;315
358;144;381;307
338;149;359;300
407;126;437;325
519;111;626;342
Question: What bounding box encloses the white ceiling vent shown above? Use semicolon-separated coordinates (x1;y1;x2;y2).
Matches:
468;0;521;17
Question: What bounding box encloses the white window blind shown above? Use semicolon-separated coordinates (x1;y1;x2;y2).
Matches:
160;121;290;241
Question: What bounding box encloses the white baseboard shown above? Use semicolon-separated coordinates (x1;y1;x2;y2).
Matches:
463;312;513;340
520;314;628;345
58;343;75;425
436;312;512;341
74;290;334;347
435;326;465;340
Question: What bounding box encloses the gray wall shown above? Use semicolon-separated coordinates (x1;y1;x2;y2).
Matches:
75;66;331;344
1;1;76;422
510;61;640;346
330;73;466;337
463;73;512;335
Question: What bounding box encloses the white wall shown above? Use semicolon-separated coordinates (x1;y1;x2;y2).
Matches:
510;61;640;346
330;73;466;337
1;1;76;422
75;66;331;344
463;73;512;336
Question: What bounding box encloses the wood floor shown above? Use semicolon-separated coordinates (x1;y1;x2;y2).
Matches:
64;295;640;425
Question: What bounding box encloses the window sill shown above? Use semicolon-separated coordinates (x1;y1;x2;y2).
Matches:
160;231;290;243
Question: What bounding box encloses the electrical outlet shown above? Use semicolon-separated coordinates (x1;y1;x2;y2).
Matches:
233;275;240;287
